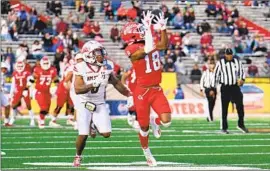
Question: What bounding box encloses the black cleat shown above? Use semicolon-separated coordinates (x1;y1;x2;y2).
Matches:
237;126;249;133
221;129;229;134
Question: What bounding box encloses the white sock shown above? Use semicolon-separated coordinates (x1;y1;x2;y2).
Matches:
11;108;17;119
68;115;73;120
4;118;9;124
39;119;45;124
29;110;34;120
51;116;57;122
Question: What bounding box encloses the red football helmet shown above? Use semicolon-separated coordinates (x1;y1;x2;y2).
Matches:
120;22;145;44
15;61;25;73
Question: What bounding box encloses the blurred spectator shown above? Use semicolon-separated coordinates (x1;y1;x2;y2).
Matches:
190;63;202;83
172;12;184;29
1;0;11;14
232;29;242;44
54;1;62;16
1;19;12;41
205;1;217;17
248;61;258;77
42;33;53;52
90;21;103;39
200;32;213;46
182;32;196;55
34;17;47;34
183;12;194;29
63;35;73;49
254;36;268;53
169;32;182;49
231;5;239;19
52;15;61;35
197;20;211;35
110;24;121;42
83;19;93;36
175;57;186;75
174;84;185;99
163;58;176;72
233;43;243;54
100;0;109;12
183;3;195;21
9;25;19;41
261;62;270;77
218;44;226;59
105;1;114;21
238;22;249;37
86;0;95;19
117;4;127;21
4;47;15;74
56;18;68;34
172;3;181;16
16;43;28;59
46;1;53;15
72;33;79;52
161;4;172;24
226;17;235;33
31;40;43;60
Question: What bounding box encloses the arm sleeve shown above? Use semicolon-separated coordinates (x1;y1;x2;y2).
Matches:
200;71;206;91
211;61;221;87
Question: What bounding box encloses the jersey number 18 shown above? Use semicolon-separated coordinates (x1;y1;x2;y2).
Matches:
145;51;161;74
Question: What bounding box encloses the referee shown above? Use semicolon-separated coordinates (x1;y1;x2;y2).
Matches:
211;48;248;134
200;59;216;122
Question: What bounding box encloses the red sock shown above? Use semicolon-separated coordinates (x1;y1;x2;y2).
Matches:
155;118;161;125
139;133;149;149
39;114;45;120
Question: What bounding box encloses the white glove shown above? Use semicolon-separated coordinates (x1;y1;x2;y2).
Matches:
92;74;103;88
142;11;155;54
141;10;154;30
22;90;28;97
153;13;168;31
126;96;134;108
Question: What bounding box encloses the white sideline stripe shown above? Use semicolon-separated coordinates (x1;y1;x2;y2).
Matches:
2;133;270;139
3;145;270;151
0;130;176;135
3;167;73;170
3;153;270;159
2;138;270;144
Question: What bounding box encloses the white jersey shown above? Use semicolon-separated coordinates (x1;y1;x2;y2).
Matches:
73;60;114;105
1;72;6;92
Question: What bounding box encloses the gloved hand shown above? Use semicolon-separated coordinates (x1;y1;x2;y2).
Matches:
142;11;155;54
153;13;168;31
141;10;154;30
50;87;57;96
126;96;134;108
22;90;28;97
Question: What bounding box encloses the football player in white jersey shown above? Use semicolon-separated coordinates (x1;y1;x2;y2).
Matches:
1;62;11;126
73;41;131;167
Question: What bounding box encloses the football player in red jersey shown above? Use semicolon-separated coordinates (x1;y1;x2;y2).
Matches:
121;66;139;131
9;60;35;126
121;11;171;166
33;56;58;129
49;59;75;127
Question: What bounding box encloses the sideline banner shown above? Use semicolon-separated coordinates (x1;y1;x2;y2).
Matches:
161;72;177;100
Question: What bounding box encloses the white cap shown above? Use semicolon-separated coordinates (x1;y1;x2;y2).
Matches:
1;62;8;69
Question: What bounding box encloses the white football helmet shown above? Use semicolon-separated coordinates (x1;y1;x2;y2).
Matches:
15;61;25;72
81;40;107;66
40;56;51;70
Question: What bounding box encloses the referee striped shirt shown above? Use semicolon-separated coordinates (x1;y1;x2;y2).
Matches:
211;58;245;87
200;69;215;90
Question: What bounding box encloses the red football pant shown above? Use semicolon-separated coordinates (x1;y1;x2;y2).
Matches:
35;91;51;112
134;86;171;127
56;86;73;107
12;90;31;109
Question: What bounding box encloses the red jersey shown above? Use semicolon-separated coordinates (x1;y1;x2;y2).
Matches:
34;66;57;92
126;67;137;92
25;63;32;73
12;70;31;92
125;43;162;87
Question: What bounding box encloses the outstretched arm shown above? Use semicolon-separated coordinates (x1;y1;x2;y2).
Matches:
109;73;130;97
74;75;96;94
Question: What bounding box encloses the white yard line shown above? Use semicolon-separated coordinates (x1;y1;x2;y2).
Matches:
2;133;270;139
3;145;270;151
3;152;270;159
2;138;270;145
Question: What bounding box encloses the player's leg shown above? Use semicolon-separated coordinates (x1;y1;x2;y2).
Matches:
1;92;11;126
73;103;92;167
50;89;67;127
66;95;75;126
134;87;157;166
36;92;51;129
9;92;22;125
23;90;35;126
150;88;172;138
92;104;111;138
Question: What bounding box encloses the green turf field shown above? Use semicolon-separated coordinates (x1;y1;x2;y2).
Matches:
1;118;270;170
